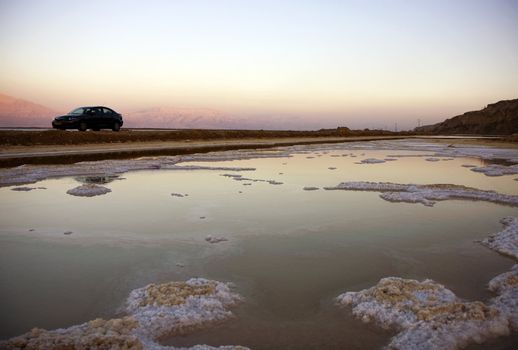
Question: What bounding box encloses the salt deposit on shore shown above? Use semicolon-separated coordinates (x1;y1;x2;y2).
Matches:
480;217;518;259
488;266;518;331
66;184;112;197
337;277;510;350
470;164;518;177
0;278;246;350
2;139;517;188
0;151;259;188
336;216;518;349
324;181;518;207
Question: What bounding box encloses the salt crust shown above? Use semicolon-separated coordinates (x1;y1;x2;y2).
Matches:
219;174;283;185
66;184;112;197
2;139;517;187
289;139;518;176
324;181;518;207
470;164;518;177
337;218;518;349
488;265;518;331
0;152;259;187
303;186;320;191
1;278;247;350
337;277;510;350
171;193;186;198
480;217;518;259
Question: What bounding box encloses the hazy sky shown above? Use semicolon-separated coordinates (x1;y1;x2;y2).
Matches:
1;0;517;129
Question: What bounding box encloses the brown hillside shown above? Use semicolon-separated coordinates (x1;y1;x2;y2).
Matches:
416;99;518;135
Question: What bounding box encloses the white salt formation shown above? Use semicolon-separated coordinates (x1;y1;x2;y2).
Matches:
2;139;517;188
470;164;518;177
488;265;518;331
220;174;283;186
125;278;241;342
0;278;246;350
325;181;518;207
66;184;112;197
337;277;510;350
0;153;258;188
480;217;518;259
336;217;518;349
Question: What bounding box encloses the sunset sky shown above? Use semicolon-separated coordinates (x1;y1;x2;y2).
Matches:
1;0;517;129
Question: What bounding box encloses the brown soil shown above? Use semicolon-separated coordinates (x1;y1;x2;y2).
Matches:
0;128;412;167
0;128;404;146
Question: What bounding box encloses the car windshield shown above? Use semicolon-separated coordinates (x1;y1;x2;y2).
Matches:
68;108;84;115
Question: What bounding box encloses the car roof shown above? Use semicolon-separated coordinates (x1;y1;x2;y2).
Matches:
77;106;116;110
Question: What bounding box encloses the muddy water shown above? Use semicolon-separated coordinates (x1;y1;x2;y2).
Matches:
0;148;517;349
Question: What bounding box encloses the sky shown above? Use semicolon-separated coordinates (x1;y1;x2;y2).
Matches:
1;0;517;130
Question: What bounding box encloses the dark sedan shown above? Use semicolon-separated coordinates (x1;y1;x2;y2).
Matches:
52;106;123;131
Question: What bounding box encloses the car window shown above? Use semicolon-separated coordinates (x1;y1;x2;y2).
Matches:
103;108;112;115
68;108;84;115
85;108;97;116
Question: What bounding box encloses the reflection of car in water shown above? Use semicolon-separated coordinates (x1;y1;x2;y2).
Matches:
52;106;123;131
74;175;121;184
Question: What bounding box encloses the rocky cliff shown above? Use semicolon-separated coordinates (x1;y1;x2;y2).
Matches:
416;99;518;135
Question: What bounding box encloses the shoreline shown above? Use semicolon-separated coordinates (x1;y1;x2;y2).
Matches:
1;132;516;168
0;136;407;167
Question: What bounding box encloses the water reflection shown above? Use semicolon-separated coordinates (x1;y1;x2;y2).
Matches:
0;148;517;349
74;174;122;184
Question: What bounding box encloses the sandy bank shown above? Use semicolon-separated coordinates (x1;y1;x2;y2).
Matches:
0;135;407;167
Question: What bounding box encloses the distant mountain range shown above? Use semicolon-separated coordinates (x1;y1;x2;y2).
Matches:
0;93;242;129
416;99;518;135
0;94;59;127
0;93;316;130
3;93;517;134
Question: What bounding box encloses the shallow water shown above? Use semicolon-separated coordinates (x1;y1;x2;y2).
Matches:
0;145;517;348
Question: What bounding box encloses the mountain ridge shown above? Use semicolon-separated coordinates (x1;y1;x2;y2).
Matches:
416;99;518;135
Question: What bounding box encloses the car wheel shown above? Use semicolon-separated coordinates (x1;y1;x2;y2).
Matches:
78;122;87;132
112;122;121;132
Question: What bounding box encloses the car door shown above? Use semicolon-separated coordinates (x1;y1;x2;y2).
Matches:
83;108;97;127
102;108;114;127
91;107;104;128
